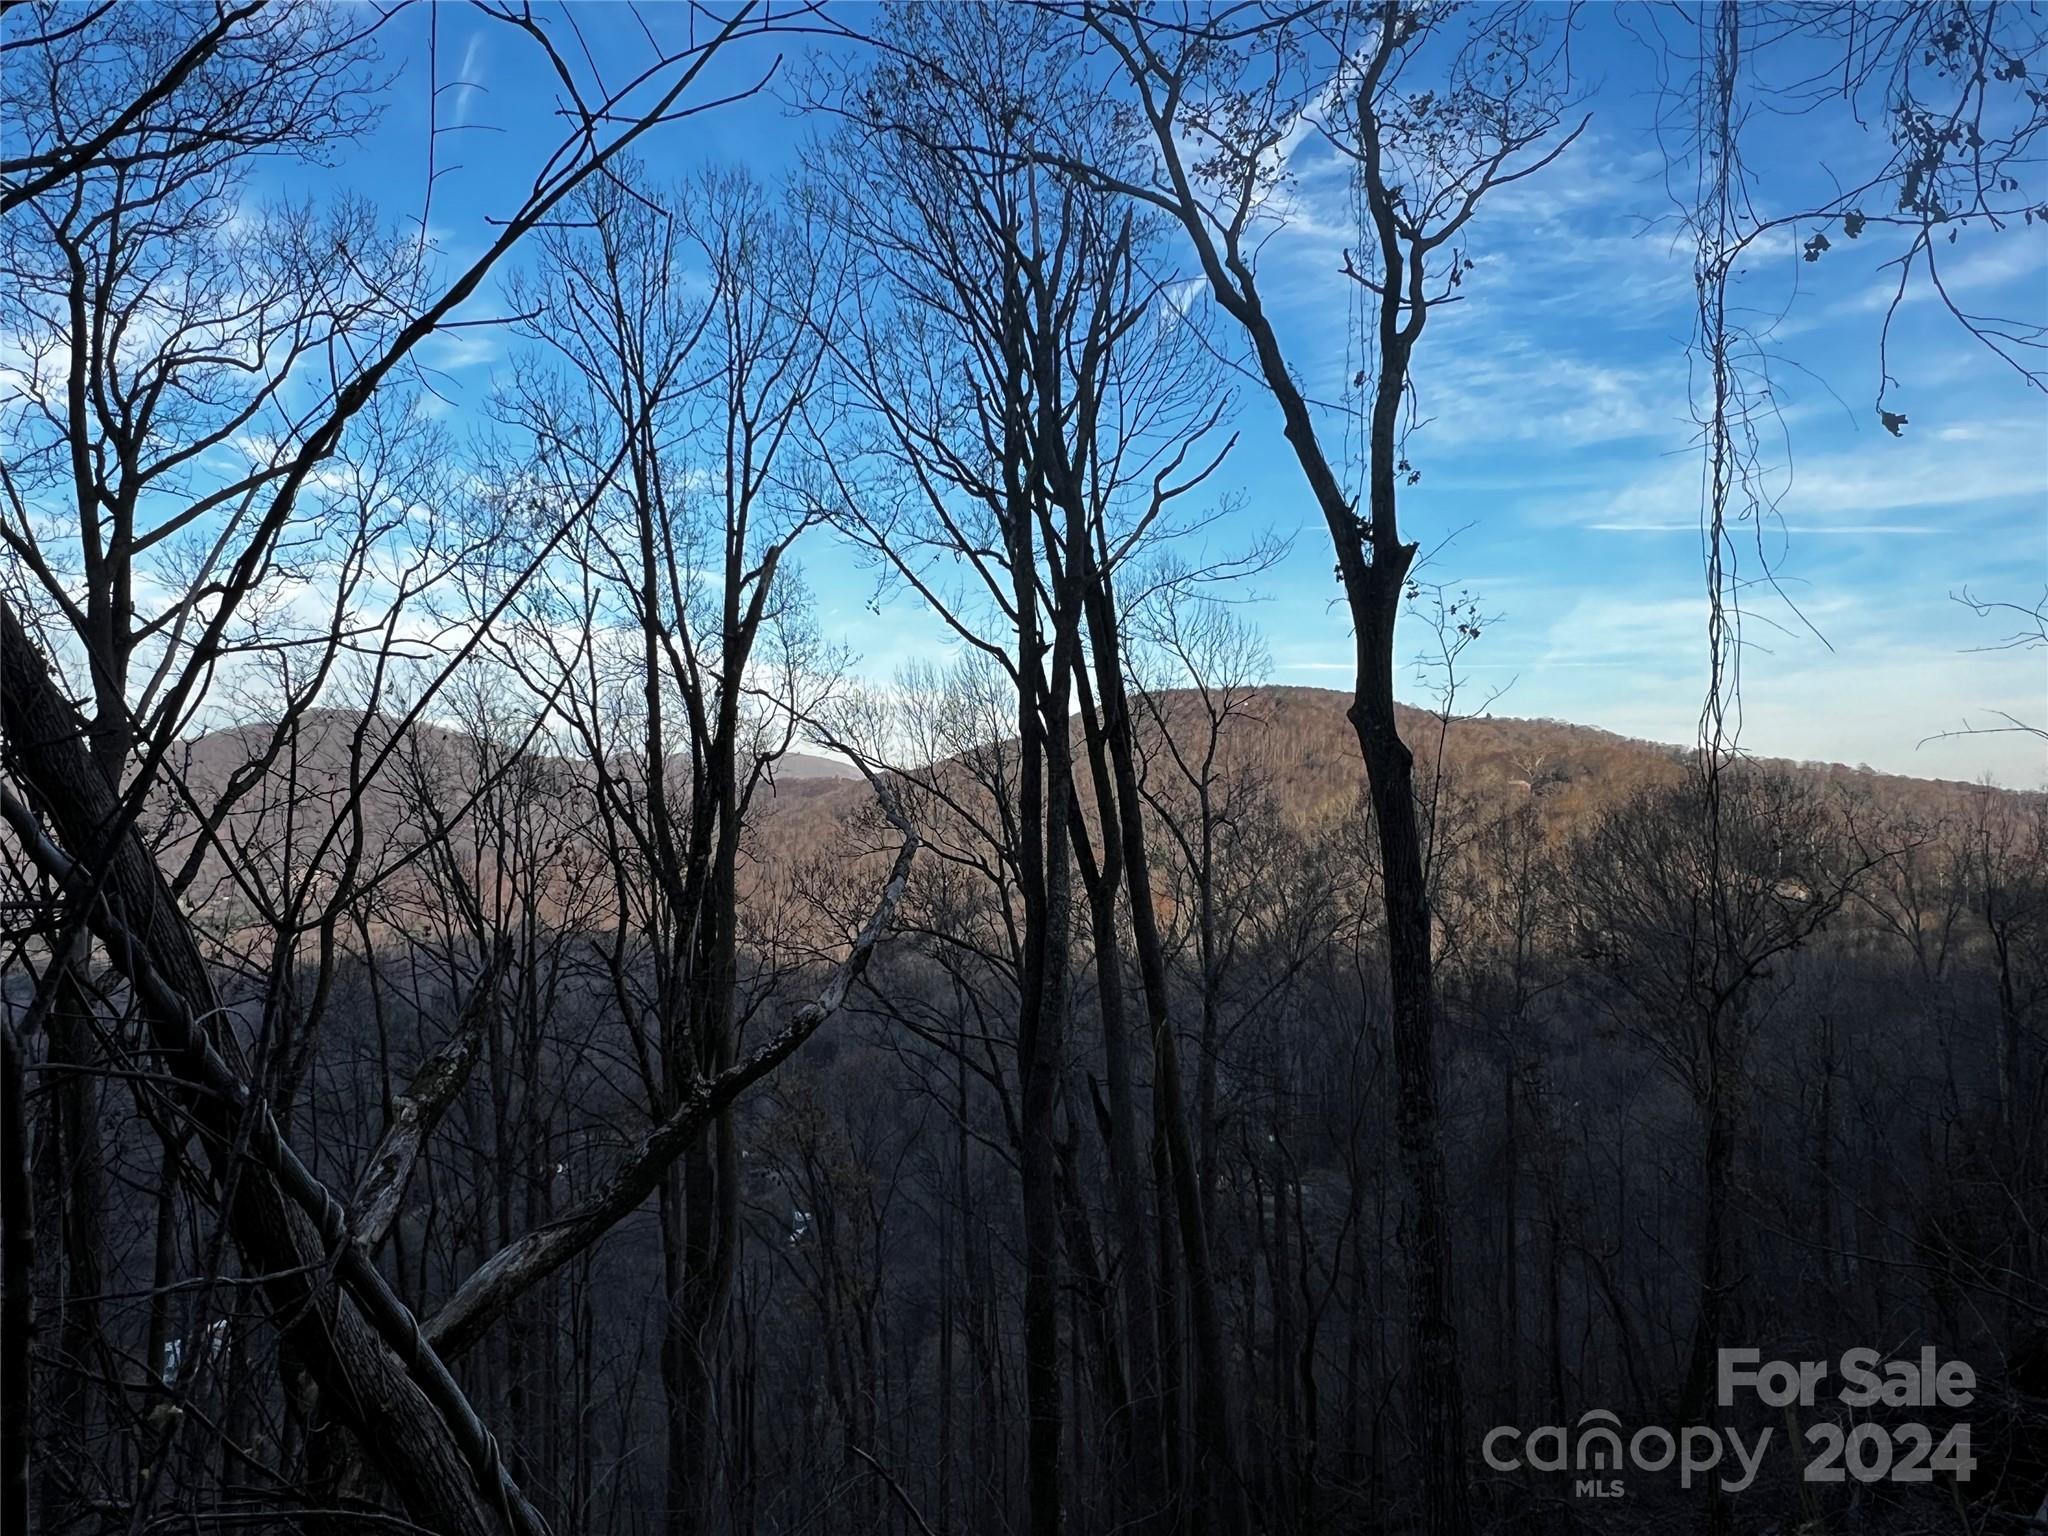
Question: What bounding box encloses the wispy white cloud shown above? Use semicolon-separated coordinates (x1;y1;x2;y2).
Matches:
1586;521;1942;536
1414;341;1687;449
1553;416;2046;532
419;327;500;373
451;33;486;129
1837;233;2046;316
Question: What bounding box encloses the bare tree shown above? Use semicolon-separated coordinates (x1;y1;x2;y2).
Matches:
1070;6;1581;1528
464;159;850;1534
808;8;1247;1525
1568;768;1873;1427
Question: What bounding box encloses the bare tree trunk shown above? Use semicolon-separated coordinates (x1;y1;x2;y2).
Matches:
1072;694;1169;1533
1682;1042;1735;1536
1502;1057;1521;1424
2;1021;31;1536
1152;1084;1187;1516
1346;531;1470;1536
1681;1053;1734;1427
1080;562;1248;1536
1074;10;1586;1524
670;1121;738;1536
35;967;102;1529
1019;700;1075;1536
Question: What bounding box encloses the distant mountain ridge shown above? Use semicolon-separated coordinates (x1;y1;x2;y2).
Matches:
154;690;2023;902
1158;686;2014;823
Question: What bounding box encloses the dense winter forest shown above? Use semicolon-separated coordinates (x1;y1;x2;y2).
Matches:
1;4;2043;1536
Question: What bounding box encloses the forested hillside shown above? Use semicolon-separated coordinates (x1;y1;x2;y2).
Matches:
20;687;2046;1534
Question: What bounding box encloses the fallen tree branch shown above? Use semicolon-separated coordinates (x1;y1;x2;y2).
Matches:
422;793;920;1359
350;936;512;1251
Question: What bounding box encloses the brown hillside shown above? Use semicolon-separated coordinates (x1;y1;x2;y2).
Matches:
149;691;2021;929
1117;686;2009;828
771;687;2007;844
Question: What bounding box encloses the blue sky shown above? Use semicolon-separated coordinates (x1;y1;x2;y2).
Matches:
293;3;2046;787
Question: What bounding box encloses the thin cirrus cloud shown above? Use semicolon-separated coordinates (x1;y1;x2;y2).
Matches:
1585;522;1942;535
1552;418;2045;539
449;34;487;129
1834;235;2046;316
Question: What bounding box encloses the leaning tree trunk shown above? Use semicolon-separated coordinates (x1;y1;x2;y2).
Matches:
0;595;538;1536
